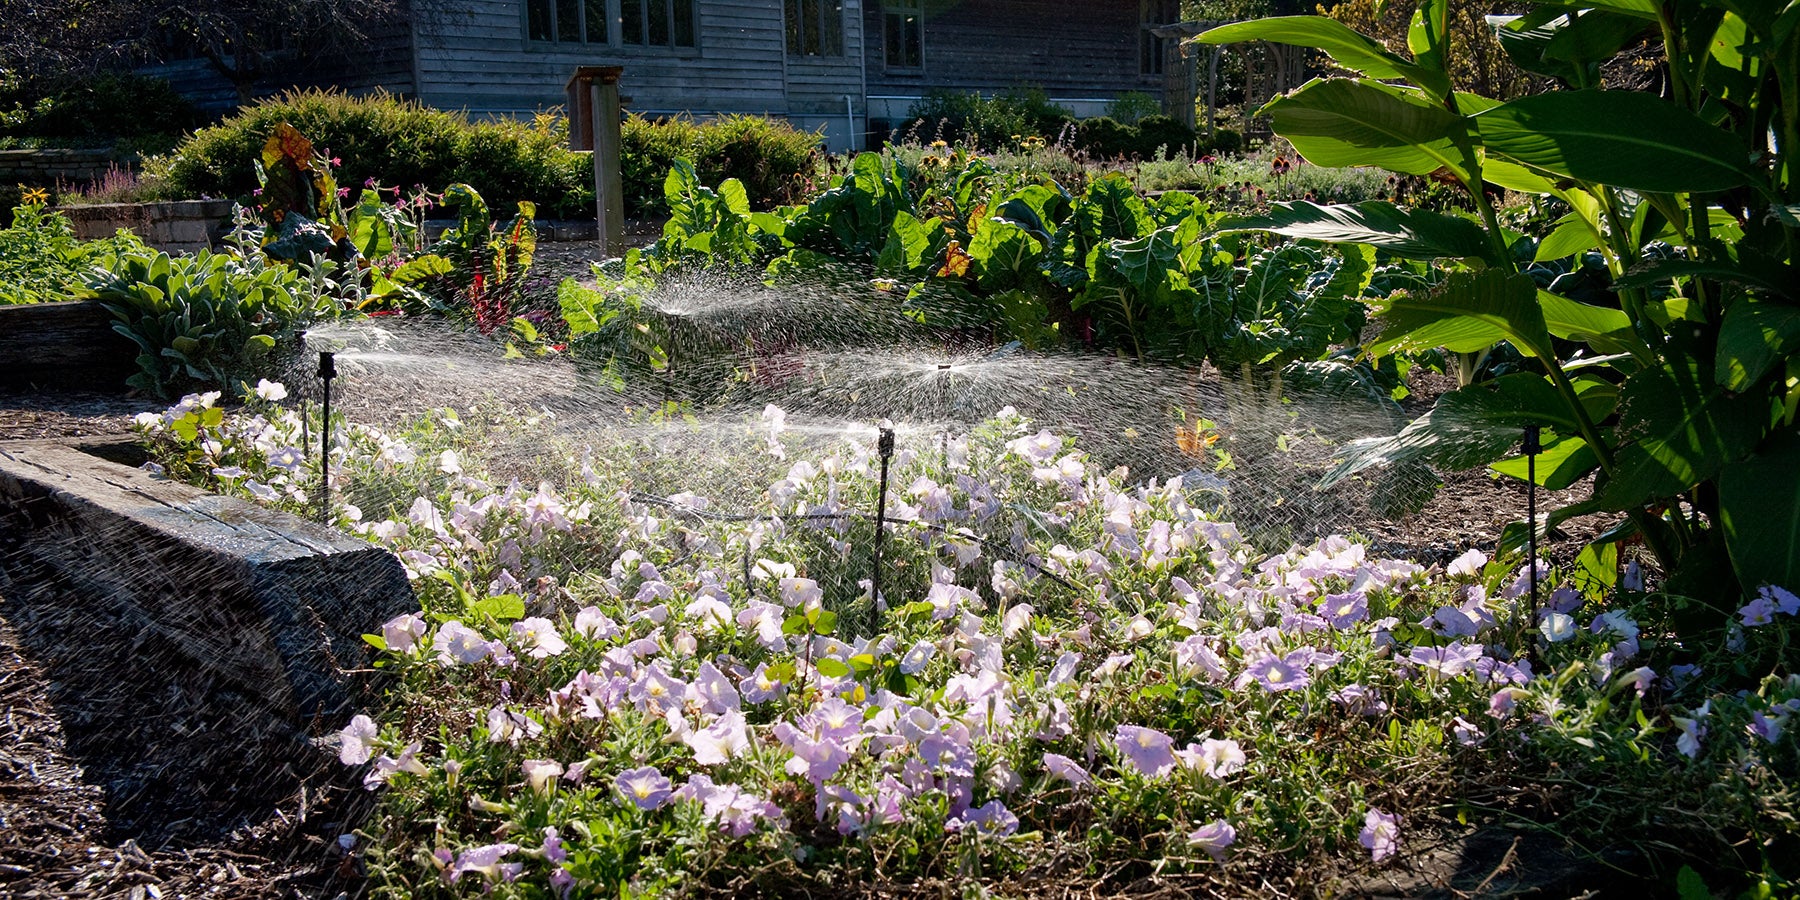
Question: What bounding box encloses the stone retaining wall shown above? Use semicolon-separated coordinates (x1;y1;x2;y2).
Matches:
57;199;236;252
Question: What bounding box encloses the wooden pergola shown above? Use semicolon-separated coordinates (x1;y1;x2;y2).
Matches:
1152;20;1309;140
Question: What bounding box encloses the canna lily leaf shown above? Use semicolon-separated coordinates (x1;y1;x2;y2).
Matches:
1319;371;1576;489
1489;434;1600;490
1474;90;1757;193
1367;269;1553;360
1715;295;1800;391
1213;200;1492;262
1593;357;1764;508
1192;16;1451;97
1720;429;1800;594
1259;78;1468;178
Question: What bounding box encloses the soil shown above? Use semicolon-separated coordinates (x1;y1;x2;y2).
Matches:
0;326;1637;898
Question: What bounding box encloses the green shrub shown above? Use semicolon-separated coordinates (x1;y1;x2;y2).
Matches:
1073;116;1137;158
1105;91;1162;126
0;73;202;153
620;114;822;217
143;90;594;219
900;88;1074;151
0;201;145;304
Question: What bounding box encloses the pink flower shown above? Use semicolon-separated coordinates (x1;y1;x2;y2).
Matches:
448;842;519;884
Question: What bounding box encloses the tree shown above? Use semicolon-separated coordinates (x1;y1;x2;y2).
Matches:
0;0;409;103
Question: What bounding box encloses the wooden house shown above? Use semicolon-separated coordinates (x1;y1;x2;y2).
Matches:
146;0;1181;150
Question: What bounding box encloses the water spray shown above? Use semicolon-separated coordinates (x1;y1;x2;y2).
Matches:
1522;424;1541;631
870;425;896;607
317;351;337;525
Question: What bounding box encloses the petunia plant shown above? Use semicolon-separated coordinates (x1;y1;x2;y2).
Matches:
137;387;1799;895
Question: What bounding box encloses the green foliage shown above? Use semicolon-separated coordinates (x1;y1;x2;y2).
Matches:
899;87;1075;151
1196;0;1800;612
613;152;1373;380
1106;91;1164;126
89;248;343;396
619;114;823;218
0;73;202;154
383;183;540;335
142;90;593;218
0;201;145;305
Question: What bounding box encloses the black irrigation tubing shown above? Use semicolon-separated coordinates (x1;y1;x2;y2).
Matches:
626;490;1082;595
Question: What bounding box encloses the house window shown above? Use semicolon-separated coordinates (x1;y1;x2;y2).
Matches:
786;0;844;57
884;0;923;69
526;0;610;44
622;0;698;48
1140;0;1178;76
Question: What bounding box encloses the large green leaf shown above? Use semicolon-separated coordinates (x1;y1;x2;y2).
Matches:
1715;296;1800;391
877;210;934;274
1192;16;1450;96
1260;79;1467;178
1319;372;1576;488
1213;200;1492;262
1720;429;1800;593
1367;269;1554;360
1539;290;1650;360
1474;90;1757;193
1489;435;1600;490
1595;358;1765;507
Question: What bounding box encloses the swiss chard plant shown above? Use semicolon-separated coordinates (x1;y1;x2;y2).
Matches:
1195;0;1800;615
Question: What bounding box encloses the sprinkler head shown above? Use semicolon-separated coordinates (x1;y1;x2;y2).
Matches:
877;426;896;459
937;362;953;370
1521;424;1541;455
317;350;337;381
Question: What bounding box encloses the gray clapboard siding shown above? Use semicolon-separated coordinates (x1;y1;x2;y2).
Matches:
864;0;1156;100
415;0;797;116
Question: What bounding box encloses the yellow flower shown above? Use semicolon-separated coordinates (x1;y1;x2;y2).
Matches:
20;187;50;205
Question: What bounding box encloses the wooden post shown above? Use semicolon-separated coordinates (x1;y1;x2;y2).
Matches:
566;66;626;255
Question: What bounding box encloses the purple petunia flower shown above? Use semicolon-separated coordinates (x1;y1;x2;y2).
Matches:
615;766;673;810
1244;651;1311;693
1187;819;1236;860
448;842;520;884
1042;752;1091;787
1739;595;1777;627
1115;725;1177;777
947;799;1019;836
337;714;378;765
1359;808;1400;862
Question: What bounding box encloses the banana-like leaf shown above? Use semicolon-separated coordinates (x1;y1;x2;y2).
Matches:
1721;429;1800;593
1213;200;1492;262
1539;290;1650;360
1367;269;1553;360
1260;78;1468;178
1489;434;1600;490
1715;295;1800;391
1192;16;1451;97
1474;90;1757;193
1319;371;1576;488
1594;357;1765;507
1533;215;1599;261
